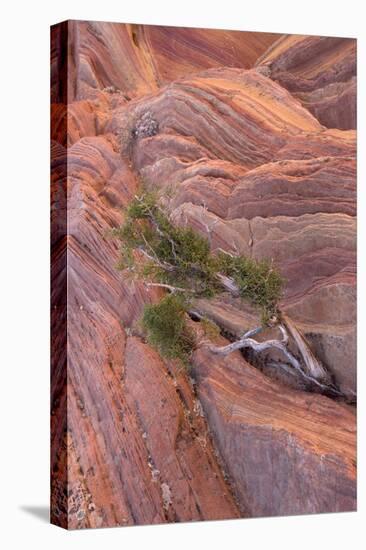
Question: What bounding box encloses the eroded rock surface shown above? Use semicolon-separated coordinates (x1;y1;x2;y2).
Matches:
51;21;356;528
193;344;356;517
256;35;356;129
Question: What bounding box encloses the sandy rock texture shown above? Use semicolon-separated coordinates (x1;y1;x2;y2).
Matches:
256;35;356;130
51;21;356;529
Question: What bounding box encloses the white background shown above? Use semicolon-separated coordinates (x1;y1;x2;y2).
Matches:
1;0;364;548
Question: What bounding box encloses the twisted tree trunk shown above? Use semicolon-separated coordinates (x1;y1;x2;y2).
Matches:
281;313;331;384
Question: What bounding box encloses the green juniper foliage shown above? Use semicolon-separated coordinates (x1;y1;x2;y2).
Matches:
216;252;283;324
114;192;284;363
113;192;220;297
200;317;221;340
142;294;195;365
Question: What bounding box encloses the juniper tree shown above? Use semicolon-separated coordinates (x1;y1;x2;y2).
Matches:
113;192;340;395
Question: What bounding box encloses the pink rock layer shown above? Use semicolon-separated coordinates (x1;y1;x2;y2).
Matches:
51;21;356;529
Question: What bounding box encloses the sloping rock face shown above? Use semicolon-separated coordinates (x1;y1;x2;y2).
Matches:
51;21;356;529
255;35;357;130
52;129;241;528
59;21;279;101
193;344;356;517
123;68;356;397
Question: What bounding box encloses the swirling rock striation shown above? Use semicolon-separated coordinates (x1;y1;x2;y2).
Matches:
52;129;242;528
51;20;356;528
193;344;356;517
256;35;356;129
123;65;356;396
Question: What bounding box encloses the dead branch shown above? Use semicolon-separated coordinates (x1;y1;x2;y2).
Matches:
281;314;331;384
144;282;192;293
207;323;340;394
215;248;235;258
241;326;264;339
138;247;175;273
208;323;294;358
215;273;240;296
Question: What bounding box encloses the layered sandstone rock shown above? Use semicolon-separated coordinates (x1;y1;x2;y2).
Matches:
123;67;356;396
60;21;279;102
256;35;357;129
51;21;356;528
193;343;356;517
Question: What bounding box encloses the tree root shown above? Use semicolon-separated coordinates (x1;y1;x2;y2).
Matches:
206;322;344;398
